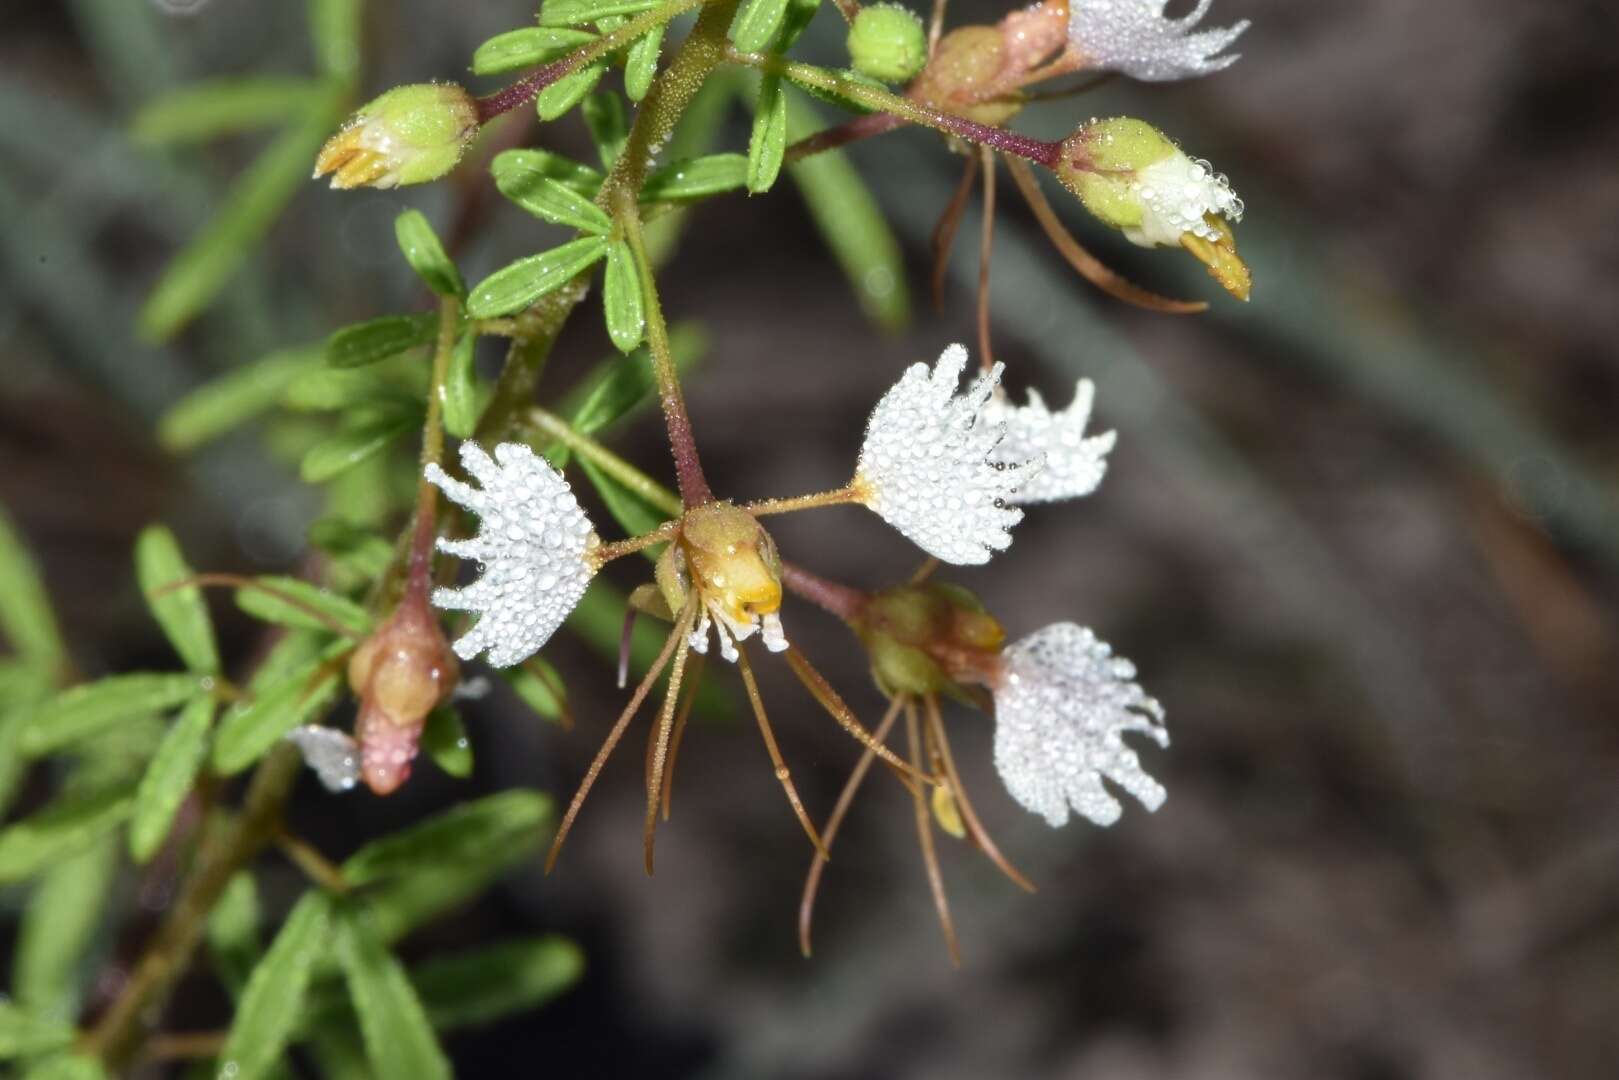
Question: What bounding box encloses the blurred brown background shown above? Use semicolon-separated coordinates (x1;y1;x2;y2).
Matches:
4;0;1618;1076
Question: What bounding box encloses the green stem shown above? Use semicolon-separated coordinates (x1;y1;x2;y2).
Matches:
529;407;684;518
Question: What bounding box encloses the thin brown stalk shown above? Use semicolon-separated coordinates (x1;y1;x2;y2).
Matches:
976;145;997;371
924;694;1035;892
906;701;961;966
546;606;693;873
643;614;696;875
799;694;905;957
931;153;980;310
661;651;705;820
927;0;948;55
736;649;829;859
783;647;928;787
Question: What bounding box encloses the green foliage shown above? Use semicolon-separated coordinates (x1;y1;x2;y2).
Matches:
732;0;790;53
0;1002;77;1059
583;92;629;170
0;505;67;678
642;153;749;201
325;313;440;369
535;63;605;121
441;329;483;438
500;657;568;723
128;695;215;862
157;346;324;452
747;74;789;193
220;890;334;1080
343;790;553;887
0;781;136;884
334;905;453;1080
211;644;346;774
471;27;596;75
131;78;323;145
602;240;647;352
495;168;613;233
420;708;474;778
299;405;421;483
410;937;585;1029
233;576;373;635
465;237;611;317
20;674;203;757
540;0;663;27
14;837;118;1024
491;147;603;197
135;525;220;675
624;25;665;101
393;211;464;297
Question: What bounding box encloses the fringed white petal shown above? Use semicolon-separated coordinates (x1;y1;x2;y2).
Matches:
856;344;1037;565
1124;152;1244;248
425;441;597;668
1068;0;1249;82
993;622;1168;827
985;379;1116;504
286;725;361;793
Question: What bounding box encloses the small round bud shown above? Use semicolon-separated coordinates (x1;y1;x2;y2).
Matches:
314;82;478;190
848;4;928;84
856;582;1006;697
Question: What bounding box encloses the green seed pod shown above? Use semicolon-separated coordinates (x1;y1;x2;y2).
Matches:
847;4;928;84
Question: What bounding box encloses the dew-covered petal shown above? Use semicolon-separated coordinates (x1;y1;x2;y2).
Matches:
286;725;361;793
1068;0;1249;82
1124;151;1244;248
424;440;598;668
992;622;1168;827
855;344;1036;565
985;379;1117;504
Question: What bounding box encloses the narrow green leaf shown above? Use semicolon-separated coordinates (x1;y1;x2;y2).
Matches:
309;0;363;82
582;92;628;171
441;330;480;439
19;1052;108;1080
789;114;909;330
208;872;265;995
325;312;439;369
535;63;605;121
421;708;473;779
777;0;822;49
0;782;136;884
465;237;610;318
539;0;661;27
493;169;612;234
490;148;603;197
641;153;748;201
500;658;566;723
413;937;584;1030
471;26;596;74
601;241;645;353
234;576;371;635
212;649;345;774
158;346;322;453
281;365;414;412
299;409;417;484
731;0;789;52
308;519;393;580
393;211;463;297
624;24;664;102
131;78;320;145
746;74;788;194
128;695;214;862
0;506;66;677
14;836;118;1025
565;322;708;436
20;673;201;757
135;525;219;674
343;790;552;887
219;890;333;1080
138;98;340;342
335;906;452;1080
0;1002;75;1059
579;457;666;538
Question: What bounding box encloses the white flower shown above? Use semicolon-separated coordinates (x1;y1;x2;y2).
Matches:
1068;0;1249;82
1124;151;1244;248
424;441;598;668
855;344;1037;565
286;725;360;793
993;622;1168;827
984;379;1116;504
688;604;788;663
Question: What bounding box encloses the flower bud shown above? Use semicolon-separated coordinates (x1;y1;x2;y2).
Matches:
314;83;479;190
1054;117;1250;299
856;582;1005;697
848;4;928;84
347;595;459;795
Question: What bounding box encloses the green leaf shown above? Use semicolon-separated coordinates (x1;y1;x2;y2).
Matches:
0;782;136;884
624;24;664;102
14;836;118;1025
343;790;552;887
158;346;322;452
540;0;661;27
393;211;463;297
135;525;219;674
579;457;667;538
564;322;708;437
789;114;909;330
493;168;612;234
731;0;790;52
746;74;788;194
309;0;363;81
128;695;214;862
441;330;481;439
131;77;321;145
234;576;372;635
465;237;610;318
0;506;66;678
19;1052;108;1080
0;1002;75;1059
212;647;346;774
334;906;452;1080
413;936;584;1029
490;148;603;198
500;658;567;723
421;708;473;779
601;241;645;353
20;673;202;757
299;409;418;484
641;153;748;202
220;890;334;1080
208;871;265;995
535;63;605;122
471;26;596;74
582;92;628;171
308;519;393;580
138;96;341;342
325;312;439;369
777;0;822;49
281;364;416;412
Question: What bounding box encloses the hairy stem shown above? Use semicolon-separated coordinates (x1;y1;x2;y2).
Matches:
781;561;869;622
743;486;860;517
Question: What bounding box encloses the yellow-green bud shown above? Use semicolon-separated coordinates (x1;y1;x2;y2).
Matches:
848;4;928;84
314;82;479;190
856;582;1005;697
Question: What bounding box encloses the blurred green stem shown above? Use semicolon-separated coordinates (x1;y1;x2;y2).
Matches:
529;407;683;518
